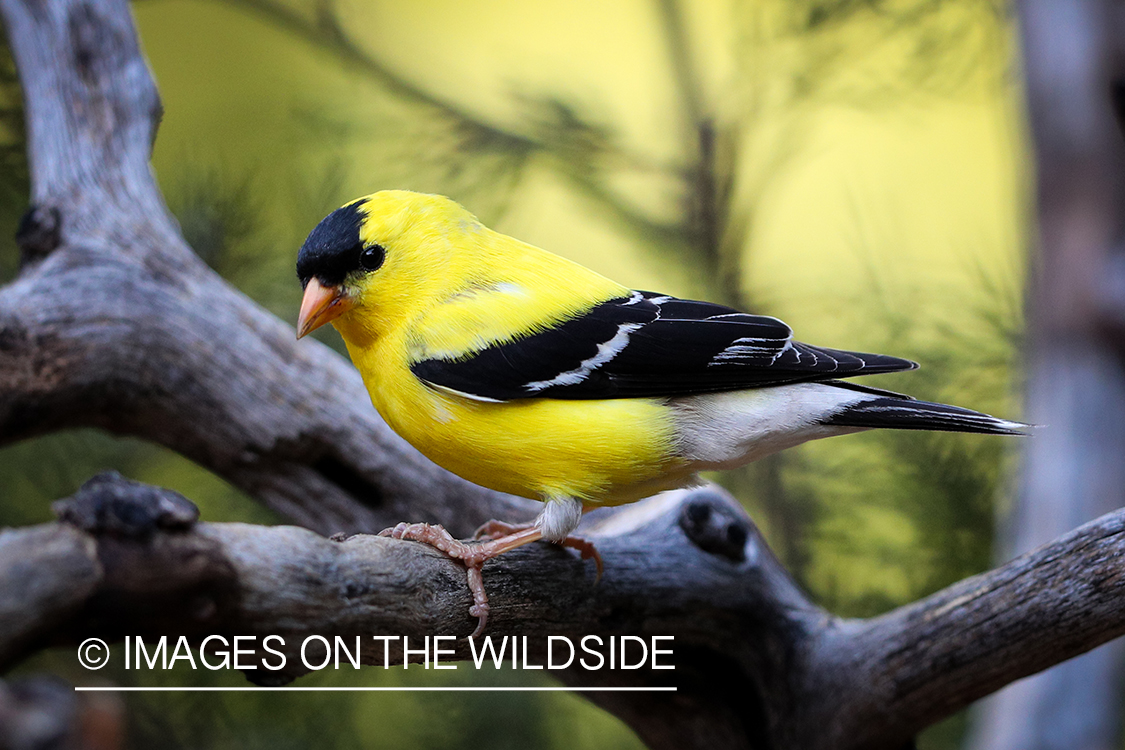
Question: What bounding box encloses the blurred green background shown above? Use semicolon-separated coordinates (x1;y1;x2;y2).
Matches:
0;0;1025;747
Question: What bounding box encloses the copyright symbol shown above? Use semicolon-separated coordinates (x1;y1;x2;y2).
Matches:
77;638;109;670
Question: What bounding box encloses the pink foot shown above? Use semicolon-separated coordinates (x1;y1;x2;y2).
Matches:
379;521;543;638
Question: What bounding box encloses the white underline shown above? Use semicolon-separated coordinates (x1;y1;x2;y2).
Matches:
74;686;676;692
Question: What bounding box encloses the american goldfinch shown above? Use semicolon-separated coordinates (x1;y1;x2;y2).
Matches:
296;190;1023;635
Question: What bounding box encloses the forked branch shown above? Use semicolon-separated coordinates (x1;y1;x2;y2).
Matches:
2;1;1124;749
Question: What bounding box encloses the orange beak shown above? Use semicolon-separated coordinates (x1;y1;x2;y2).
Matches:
297;278;354;338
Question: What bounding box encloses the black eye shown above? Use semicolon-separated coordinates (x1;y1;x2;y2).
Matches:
359;244;385;272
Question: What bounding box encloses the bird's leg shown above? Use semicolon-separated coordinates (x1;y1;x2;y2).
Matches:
477;497;603;578
473;519;531;538
379;521;544;638
475;519;603;581
380;500;602;638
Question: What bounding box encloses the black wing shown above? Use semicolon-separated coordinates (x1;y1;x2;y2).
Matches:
410;291;917;401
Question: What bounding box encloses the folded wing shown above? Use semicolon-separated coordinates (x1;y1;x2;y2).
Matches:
410;291;917;402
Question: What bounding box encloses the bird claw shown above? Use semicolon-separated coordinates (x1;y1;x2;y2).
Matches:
378;522;502;637
379;522;473;560
561;535;604;582
465;566;489;638
379;519;602;638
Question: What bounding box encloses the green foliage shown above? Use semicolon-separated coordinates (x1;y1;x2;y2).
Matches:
168;166;302;316
785;263;1021;617
0;29;26;283
782;0;1012;101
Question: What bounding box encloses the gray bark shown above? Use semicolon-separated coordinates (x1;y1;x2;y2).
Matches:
0;0;533;539
8;473;1125;750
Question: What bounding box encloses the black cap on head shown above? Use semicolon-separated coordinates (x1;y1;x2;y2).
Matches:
297;201;365;287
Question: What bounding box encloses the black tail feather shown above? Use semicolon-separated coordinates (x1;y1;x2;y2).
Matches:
823;397;1027;436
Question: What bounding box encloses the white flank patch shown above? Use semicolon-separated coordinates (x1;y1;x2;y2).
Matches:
523;322;642;392
671;383;873;470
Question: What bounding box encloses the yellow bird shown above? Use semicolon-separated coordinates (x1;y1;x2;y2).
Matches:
296;190;1022;636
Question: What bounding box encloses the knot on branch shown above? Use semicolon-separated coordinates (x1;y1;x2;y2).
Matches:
15;204;61;268
52;471;199;538
678;489;750;562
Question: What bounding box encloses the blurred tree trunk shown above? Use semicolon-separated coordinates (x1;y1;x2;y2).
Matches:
966;2;1125;749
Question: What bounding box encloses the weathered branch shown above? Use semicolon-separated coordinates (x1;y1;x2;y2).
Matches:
6;474;1125;750
0;0;533;537
809;508;1125;746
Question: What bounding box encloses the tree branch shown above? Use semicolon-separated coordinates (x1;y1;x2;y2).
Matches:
0;0;534;537
809;508;1125;746
6;473;1125;750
